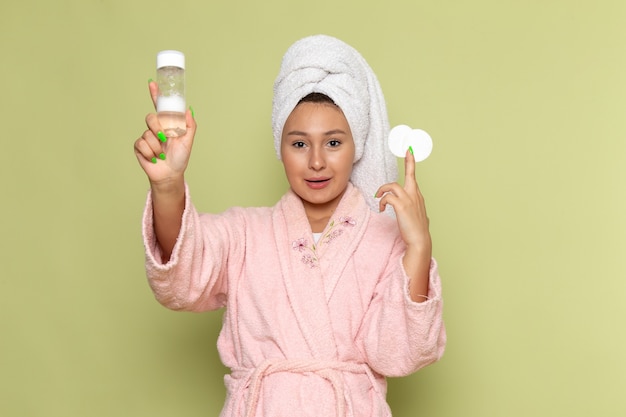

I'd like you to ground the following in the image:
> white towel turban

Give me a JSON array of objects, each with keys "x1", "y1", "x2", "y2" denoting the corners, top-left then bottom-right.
[{"x1": 272, "y1": 34, "x2": 398, "y2": 213}]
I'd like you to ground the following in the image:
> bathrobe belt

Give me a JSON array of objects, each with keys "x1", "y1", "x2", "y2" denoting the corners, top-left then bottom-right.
[{"x1": 231, "y1": 359, "x2": 380, "y2": 417}]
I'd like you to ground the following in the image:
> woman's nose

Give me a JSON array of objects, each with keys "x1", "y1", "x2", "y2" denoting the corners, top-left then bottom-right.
[{"x1": 308, "y1": 147, "x2": 326, "y2": 171}]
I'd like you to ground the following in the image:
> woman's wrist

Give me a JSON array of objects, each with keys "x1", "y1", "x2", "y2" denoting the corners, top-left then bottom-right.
[
  {"x1": 403, "y1": 243, "x2": 432, "y2": 303},
  {"x1": 150, "y1": 175, "x2": 185, "y2": 196},
  {"x1": 405, "y1": 241, "x2": 432, "y2": 261}
]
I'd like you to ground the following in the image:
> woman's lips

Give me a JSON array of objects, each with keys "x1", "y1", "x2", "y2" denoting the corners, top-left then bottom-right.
[{"x1": 305, "y1": 177, "x2": 331, "y2": 189}]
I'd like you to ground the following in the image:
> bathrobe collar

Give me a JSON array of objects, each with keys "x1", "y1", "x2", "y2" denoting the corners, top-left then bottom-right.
[{"x1": 272, "y1": 183, "x2": 371, "y2": 359}]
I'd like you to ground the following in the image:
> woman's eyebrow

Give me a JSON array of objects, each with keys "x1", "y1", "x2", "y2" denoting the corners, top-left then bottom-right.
[
  {"x1": 286, "y1": 129, "x2": 347, "y2": 136},
  {"x1": 286, "y1": 130, "x2": 308, "y2": 136},
  {"x1": 324, "y1": 129, "x2": 347, "y2": 136}
]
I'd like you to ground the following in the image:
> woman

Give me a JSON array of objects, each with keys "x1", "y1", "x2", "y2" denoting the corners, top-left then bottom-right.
[{"x1": 134, "y1": 34, "x2": 446, "y2": 417}]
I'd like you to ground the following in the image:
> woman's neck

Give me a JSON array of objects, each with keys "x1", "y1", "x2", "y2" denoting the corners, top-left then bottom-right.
[
  {"x1": 307, "y1": 214, "x2": 331, "y2": 233},
  {"x1": 298, "y1": 186, "x2": 349, "y2": 233},
  {"x1": 303, "y1": 199, "x2": 341, "y2": 233}
]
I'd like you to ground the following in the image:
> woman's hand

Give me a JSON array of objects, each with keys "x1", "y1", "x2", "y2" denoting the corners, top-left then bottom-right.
[
  {"x1": 133, "y1": 81, "x2": 196, "y2": 261},
  {"x1": 133, "y1": 81, "x2": 196, "y2": 188},
  {"x1": 375, "y1": 148, "x2": 432, "y2": 302}
]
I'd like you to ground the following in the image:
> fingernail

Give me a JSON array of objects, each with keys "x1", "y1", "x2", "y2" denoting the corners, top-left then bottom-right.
[
  {"x1": 409, "y1": 146, "x2": 414, "y2": 155},
  {"x1": 151, "y1": 157, "x2": 157, "y2": 164},
  {"x1": 159, "y1": 152, "x2": 166, "y2": 160},
  {"x1": 157, "y1": 131, "x2": 167, "y2": 143},
  {"x1": 148, "y1": 78, "x2": 154, "y2": 84},
  {"x1": 190, "y1": 105, "x2": 195, "y2": 119}
]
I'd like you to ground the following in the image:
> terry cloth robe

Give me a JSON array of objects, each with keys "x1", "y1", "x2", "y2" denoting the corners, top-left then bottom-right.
[{"x1": 142, "y1": 183, "x2": 446, "y2": 417}]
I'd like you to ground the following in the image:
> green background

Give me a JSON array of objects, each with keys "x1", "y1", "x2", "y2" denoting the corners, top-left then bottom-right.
[{"x1": 2, "y1": 0, "x2": 625, "y2": 416}]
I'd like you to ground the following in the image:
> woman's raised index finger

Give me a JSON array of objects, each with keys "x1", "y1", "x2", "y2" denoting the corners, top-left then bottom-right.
[
  {"x1": 148, "y1": 80, "x2": 158, "y2": 109},
  {"x1": 404, "y1": 146, "x2": 417, "y2": 184}
]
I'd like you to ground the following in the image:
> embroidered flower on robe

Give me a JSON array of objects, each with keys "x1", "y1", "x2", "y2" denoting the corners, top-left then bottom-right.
[
  {"x1": 292, "y1": 238, "x2": 308, "y2": 252},
  {"x1": 339, "y1": 216, "x2": 356, "y2": 227},
  {"x1": 325, "y1": 228, "x2": 344, "y2": 243},
  {"x1": 301, "y1": 253, "x2": 317, "y2": 268},
  {"x1": 291, "y1": 216, "x2": 357, "y2": 267}
]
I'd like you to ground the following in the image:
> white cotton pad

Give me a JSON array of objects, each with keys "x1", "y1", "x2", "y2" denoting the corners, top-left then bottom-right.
[{"x1": 388, "y1": 125, "x2": 433, "y2": 162}]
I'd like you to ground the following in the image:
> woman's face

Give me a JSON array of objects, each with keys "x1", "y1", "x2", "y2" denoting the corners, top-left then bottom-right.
[{"x1": 280, "y1": 101, "x2": 355, "y2": 218}]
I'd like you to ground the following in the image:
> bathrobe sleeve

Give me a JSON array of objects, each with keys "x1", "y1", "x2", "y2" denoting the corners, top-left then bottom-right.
[
  {"x1": 358, "y1": 237, "x2": 446, "y2": 378},
  {"x1": 141, "y1": 185, "x2": 245, "y2": 312}
]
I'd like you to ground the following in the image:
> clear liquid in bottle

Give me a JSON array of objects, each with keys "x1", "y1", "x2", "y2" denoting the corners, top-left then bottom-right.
[
  {"x1": 157, "y1": 94, "x2": 186, "y2": 138},
  {"x1": 156, "y1": 51, "x2": 186, "y2": 138}
]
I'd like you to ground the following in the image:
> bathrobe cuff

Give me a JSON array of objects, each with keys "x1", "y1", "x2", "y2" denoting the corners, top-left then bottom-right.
[
  {"x1": 400, "y1": 257, "x2": 443, "y2": 306},
  {"x1": 141, "y1": 183, "x2": 234, "y2": 311},
  {"x1": 141, "y1": 183, "x2": 192, "y2": 270},
  {"x1": 361, "y1": 254, "x2": 445, "y2": 377}
]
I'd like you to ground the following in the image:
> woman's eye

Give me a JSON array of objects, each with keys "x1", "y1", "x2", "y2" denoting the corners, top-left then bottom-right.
[
  {"x1": 328, "y1": 139, "x2": 341, "y2": 147},
  {"x1": 292, "y1": 141, "x2": 306, "y2": 148}
]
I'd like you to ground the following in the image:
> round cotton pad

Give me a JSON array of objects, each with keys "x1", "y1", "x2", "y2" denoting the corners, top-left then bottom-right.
[{"x1": 388, "y1": 125, "x2": 433, "y2": 162}]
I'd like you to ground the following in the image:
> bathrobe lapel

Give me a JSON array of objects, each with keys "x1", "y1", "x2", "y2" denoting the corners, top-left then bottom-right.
[
  {"x1": 315, "y1": 184, "x2": 370, "y2": 302},
  {"x1": 272, "y1": 183, "x2": 370, "y2": 359}
]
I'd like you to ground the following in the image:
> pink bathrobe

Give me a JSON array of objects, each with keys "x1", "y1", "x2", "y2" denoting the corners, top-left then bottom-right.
[{"x1": 142, "y1": 183, "x2": 446, "y2": 417}]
